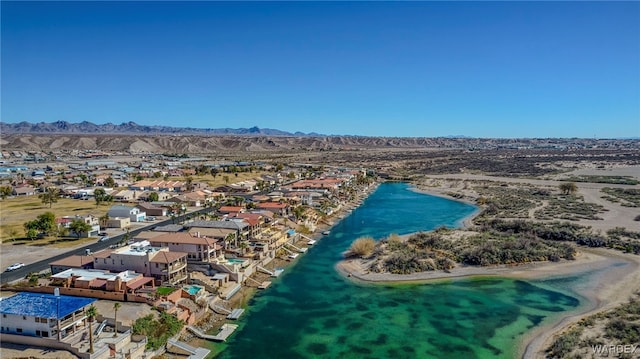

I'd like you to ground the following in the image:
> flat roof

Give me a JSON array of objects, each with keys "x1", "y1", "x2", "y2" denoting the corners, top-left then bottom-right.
[
  {"x1": 52, "y1": 268, "x2": 141, "y2": 282},
  {"x1": 0, "y1": 292, "x2": 96, "y2": 319},
  {"x1": 117, "y1": 246, "x2": 160, "y2": 256}
]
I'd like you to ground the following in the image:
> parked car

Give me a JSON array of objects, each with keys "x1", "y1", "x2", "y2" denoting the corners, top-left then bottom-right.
[{"x1": 5, "y1": 263, "x2": 25, "y2": 272}]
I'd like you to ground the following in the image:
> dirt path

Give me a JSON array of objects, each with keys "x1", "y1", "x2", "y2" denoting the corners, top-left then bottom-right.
[{"x1": 425, "y1": 173, "x2": 640, "y2": 232}]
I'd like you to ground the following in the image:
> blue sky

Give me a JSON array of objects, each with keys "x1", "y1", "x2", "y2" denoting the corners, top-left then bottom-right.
[{"x1": 2, "y1": 1, "x2": 639, "y2": 138}]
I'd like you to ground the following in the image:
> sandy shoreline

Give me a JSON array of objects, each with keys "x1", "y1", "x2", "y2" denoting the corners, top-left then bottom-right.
[
  {"x1": 404, "y1": 181, "x2": 640, "y2": 358},
  {"x1": 336, "y1": 242, "x2": 640, "y2": 358}
]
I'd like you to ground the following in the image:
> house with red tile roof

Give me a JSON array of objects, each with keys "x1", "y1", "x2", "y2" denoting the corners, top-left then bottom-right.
[
  {"x1": 256, "y1": 202, "x2": 289, "y2": 216},
  {"x1": 219, "y1": 206, "x2": 244, "y2": 214}
]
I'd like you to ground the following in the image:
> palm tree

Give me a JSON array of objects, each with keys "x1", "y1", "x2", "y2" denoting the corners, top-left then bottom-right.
[
  {"x1": 113, "y1": 302, "x2": 121, "y2": 337},
  {"x1": 99, "y1": 213, "x2": 110, "y2": 229},
  {"x1": 185, "y1": 176, "x2": 194, "y2": 191},
  {"x1": 86, "y1": 305, "x2": 97, "y2": 353},
  {"x1": 225, "y1": 233, "x2": 236, "y2": 249},
  {"x1": 238, "y1": 241, "x2": 249, "y2": 256}
]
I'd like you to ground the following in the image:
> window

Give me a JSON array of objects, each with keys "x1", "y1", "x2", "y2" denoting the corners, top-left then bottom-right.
[
  {"x1": 155, "y1": 263, "x2": 158, "y2": 268},
  {"x1": 16, "y1": 328, "x2": 23, "y2": 333},
  {"x1": 36, "y1": 330, "x2": 41, "y2": 336},
  {"x1": 2, "y1": 314, "x2": 6, "y2": 318},
  {"x1": 42, "y1": 331, "x2": 49, "y2": 337},
  {"x1": 23, "y1": 316, "x2": 26, "y2": 320}
]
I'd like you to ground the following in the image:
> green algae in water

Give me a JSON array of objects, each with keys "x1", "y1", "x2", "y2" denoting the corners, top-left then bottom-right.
[{"x1": 215, "y1": 183, "x2": 581, "y2": 359}]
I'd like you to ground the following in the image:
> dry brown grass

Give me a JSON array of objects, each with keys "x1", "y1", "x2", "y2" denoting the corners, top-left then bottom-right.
[
  {"x1": 0, "y1": 196, "x2": 110, "y2": 242},
  {"x1": 348, "y1": 236, "x2": 376, "y2": 258}
]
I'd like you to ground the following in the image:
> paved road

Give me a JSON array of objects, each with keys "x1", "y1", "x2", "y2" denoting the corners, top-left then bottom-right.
[{"x1": 0, "y1": 207, "x2": 215, "y2": 285}]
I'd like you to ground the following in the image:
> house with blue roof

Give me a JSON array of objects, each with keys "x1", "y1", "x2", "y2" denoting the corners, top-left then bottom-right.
[{"x1": 0, "y1": 292, "x2": 95, "y2": 340}]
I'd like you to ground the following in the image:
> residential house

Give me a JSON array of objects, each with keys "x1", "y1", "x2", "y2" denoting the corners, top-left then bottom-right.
[
  {"x1": 288, "y1": 178, "x2": 344, "y2": 191},
  {"x1": 228, "y1": 212, "x2": 265, "y2": 239},
  {"x1": 137, "y1": 191, "x2": 173, "y2": 202},
  {"x1": 50, "y1": 254, "x2": 96, "y2": 274},
  {"x1": 185, "y1": 220, "x2": 250, "y2": 242},
  {"x1": 107, "y1": 205, "x2": 146, "y2": 222},
  {"x1": 135, "y1": 202, "x2": 167, "y2": 217},
  {"x1": 93, "y1": 241, "x2": 188, "y2": 285},
  {"x1": 0, "y1": 292, "x2": 96, "y2": 340},
  {"x1": 56, "y1": 215, "x2": 100, "y2": 238},
  {"x1": 12, "y1": 186, "x2": 36, "y2": 196},
  {"x1": 256, "y1": 202, "x2": 289, "y2": 216},
  {"x1": 148, "y1": 232, "x2": 223, "y2": 262},
  {"x1": 50, "y1": 268, "x2": 154, "y2": 294},
  {"x1": 106, "y1": 217, "x2": 130, "y2": 229},
  {"x1": 218, "y1": 206, "x2": 244, "y2": 215},
  {"x1": 111, "y1": 190, "x2": 138, "y2": 202},
  {"x1": 167, "y1": 194, "x2": 200, "y2": 207},
  {"x1": 130, "y1": 180, "x2": 184, "y2": 192}
]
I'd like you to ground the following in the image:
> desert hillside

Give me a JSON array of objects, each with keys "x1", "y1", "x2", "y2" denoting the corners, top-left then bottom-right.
[{"x1": 2, "y1": 134, "x2": 638, "y2": 155}]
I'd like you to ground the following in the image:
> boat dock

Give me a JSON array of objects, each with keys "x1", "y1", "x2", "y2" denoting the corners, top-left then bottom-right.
[
  {"x1": 167, "y1": 338, "x2": 211, "y2": 359},
  {"x1": 258, "y1": 281, "x2": 272, "y2": 289},
  {"x1": 186, "y1": 323, "x2": 239, "y2": 342},
  {"x1": 227, "y1": 308, "x2": 245, "y2": 320}
]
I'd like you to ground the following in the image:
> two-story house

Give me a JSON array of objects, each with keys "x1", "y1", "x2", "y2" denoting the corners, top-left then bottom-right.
[
  {"x1": 93, "y1": 241, "x2": 187, "y2": 285},
  {"x1": 147, "y1": 232, "x2": 223, "y2": 263},
  {"x1": 0, "y1": 292, "x2": 96, "y2": 341},
  {"x1": 56, "y1": 215, "x2": 100, "y2": 237}
]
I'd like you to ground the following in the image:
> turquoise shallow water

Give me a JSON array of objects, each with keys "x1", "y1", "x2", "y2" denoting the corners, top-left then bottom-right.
[{"x1": 215, "y1": 183, "x2": 581, "y2": 358}]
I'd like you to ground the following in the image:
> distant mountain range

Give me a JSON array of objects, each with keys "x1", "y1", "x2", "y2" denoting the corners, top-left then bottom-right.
[{"x1": 0, "y1": 120, "x2": 322, "y2": 136}]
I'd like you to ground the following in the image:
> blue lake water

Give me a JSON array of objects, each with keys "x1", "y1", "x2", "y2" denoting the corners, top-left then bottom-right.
[{"x1": 214, "y1": 182, "x2": 582, "y2": 358}]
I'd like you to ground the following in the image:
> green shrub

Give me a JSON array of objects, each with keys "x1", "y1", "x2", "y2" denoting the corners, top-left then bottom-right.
[{"x1": 132, "y1": 312, "x2": 184, "y2": 350}]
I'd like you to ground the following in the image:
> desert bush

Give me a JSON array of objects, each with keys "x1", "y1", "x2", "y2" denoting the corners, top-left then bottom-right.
[
  {"x1": 607, "y1": 227, "x2": 640, "y2": 240},
  {"x1": 547, "y1": 326, "x2": 583, "y2": 358},
  {"x1": 348, "y1": 236, "x2": 376, "y2": 258},
  {"x1": 386, "y1": 233, "x2": 404, "y2": 251},
  {"x1": 384, "y1": 251, "x2": 425, "y2": 274},
  {"x1": 604, "y1": 319, "x2": 640, "y2": 345}
]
